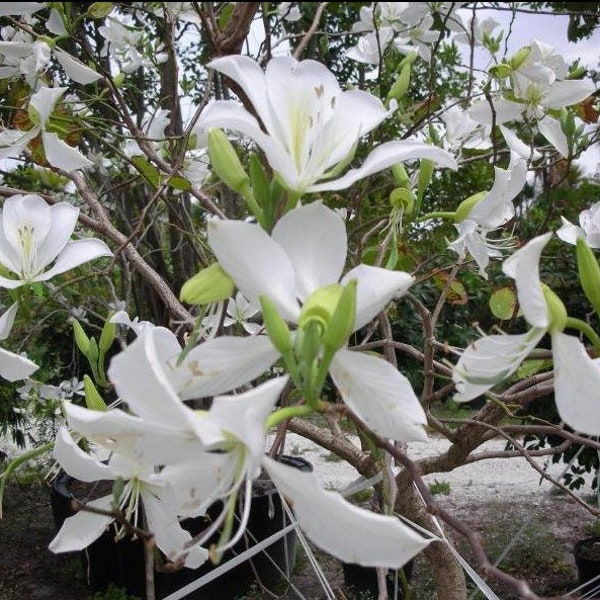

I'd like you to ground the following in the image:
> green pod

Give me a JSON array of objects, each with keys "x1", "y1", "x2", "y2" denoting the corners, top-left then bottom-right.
[
  {"x1": 322, "y1": 280, "x2": 357, "y2": 352},
  {"x1": 260, "y1": 295, "x2": 293, "y2": 355},
  {"x1": 180, "y1": 263, "x2": 235, "y2": 305},
  {"x1": 71, "y1": 318, "x2": 90, "y2": 356},
  {"x1": 98, "y1": 319, "x2": 116, "y2": 354},
  {"x1": 83, "y1": 374, "x2": 107, "y2": 411}
]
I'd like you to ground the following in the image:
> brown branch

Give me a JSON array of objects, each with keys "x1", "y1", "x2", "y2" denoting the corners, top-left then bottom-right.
[{"x1": 293, "y1": 3, "x2": 330, "y2": 59}]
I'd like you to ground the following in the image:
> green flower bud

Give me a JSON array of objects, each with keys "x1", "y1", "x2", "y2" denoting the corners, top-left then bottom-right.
[
  {"x1": 576, "y1": 237, "x2": 600, "y2": 316},
  {"x1": 207, "y1": 129, "x2": 251, "y2": 196},
  {"x1": 322, "y1": 280, "x2": 357, "y2": 352},
  {"x1": 260, "y1": 295, "x2": 293, "y2": 355},
  {"x1": 391, "y1": 163, "x2": 411, "y2": 188},
  {"x1": 180, "y1": 263, "x2": 235, "y2": 305},
  {"x1": 389, "y1": 187, "x2": 415, "y2": 216},
  {"x1": 509, "y1": 46, "x2": 531, "y2": 70},
  {"x1": 489, "y1": 63, "x2": 512, "y2": 80},
  {"x1": 83, "y1": 374, "x2": 107, "y2": 411},
  {"x1": 71, "y1": 318, "x2": 90, "y2": 356},
  {"x1": 298, "y1": 284, "x2": 343, "y2": 335},
  {"x1": 454, "y1": 190, "x2": 488, "y2": 222},
  {"x1": 98, "y1": 319, "x2": 116, "y2": 354},
  {"x1": 542, "y1": 285, "x2": 567, "y2": 333},
  {"x1": 87, "y1": 337, "x2": 99, "y2": 364},
  {"x1": 387, "y1": 60, "x2": 411, "y2": 102}
]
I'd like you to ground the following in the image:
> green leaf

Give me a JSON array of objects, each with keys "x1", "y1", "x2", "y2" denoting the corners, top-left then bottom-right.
[
  {"x1": 131, "y1": 156, "x2": 160, "y2": 188},
  {"x1": 86, "y1": 2, "x2": 114, "y2": 18},
  {"x1": 489, "y1": 287, "x2": 517, "y2": 321},
  {"x1": 167, "y1": 175, "x2": 192, "y2": 191}
]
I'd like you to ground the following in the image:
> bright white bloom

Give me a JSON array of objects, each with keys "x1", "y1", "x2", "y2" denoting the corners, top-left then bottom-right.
[
  {"x1": 202, "y1": 292, "x2": 261, "y2": 335},
  {"x1": 449, "y1": 154, "x2": 526, "y2": 277},
  {"x1": 454, "y1": 233, "x2": 600, "y2": 435},
  {"x1": 49, "y1": 427, "x2": 208, "y2": 568},
  {"x1": 0, "y1": 87, "x2": 94, "y2": 171},
  {"x1": 0, "y1": 302, "x2": 38, "y2": 381},
  {"x1": 346, "y1": 28, "x2": 395, "y2": 64},
  {"x1": 206, "y1": 202, "x2": 428, "y2": 442},
  {"x1": 557, "y1": 202, "x2": 600, "y2": 247},
  {"x1": 393, "y1": 13, "x2": 439, "y2": 62},
  {"x1": 199, "y1": 55, "x2": 456, "y2": 194},
  {"x1": 61, "y1": 330, "x2": 432, "y2": 569},
  {"x1": 0, "y1": 194, "x2": 112, "y2": 289}
]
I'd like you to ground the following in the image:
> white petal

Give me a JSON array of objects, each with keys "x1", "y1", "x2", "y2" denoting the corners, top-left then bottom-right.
[
  {"x1": 502, "y1": 233, "x2": 552, "y2": 328},
  {"x1": 453, "y1": 329, "x2": 545, "y2": 402},
  {"x1": 541, "y1": 79, "x2": 594, "y2": 110},
  {"x1": 49, "y1": 494, "x2": 113, "y2": 553},
  {"x1": 42, "y1": 131, "x2": 93, "y2": 172},
  {"x1": 30, "y1": 87, "x2": 67, "y2": 127},
  {"x1": 208, "y1": 377, "x2": 288, "y2": 468},
  {"x1": 53, "y1": 426, "x2": 117, "y2": 482},
  {"x1": 62, "y1": 402, "x2": 210, "y2": 466},
  {"x1": 272, "y1": 202, "x2": 346, "y2": 300},
  {"x1": 0, "y1": 3, "x2": 44, "y2": 15},
  {"x1": 0, "y1": 302, "x2": 18, "y2": 340},
  {"x1": 54, "y1": 48, "x2": 102, "y2": 84},
  {"x1": 538, "y1": 116, "x2": 570, "y2": 158},
  {"x1": 329, "y1": 349, "x2": 428, "y2": 442},
  {"x1": 142, "y1": 489, "x2": 208, "y2": 569},
  {"x1": 308, "y1": 141, "x2": 457, "y2": 193},
  {"x1": 499, "y1": 126, "x2": 542, "y2": 161},
  {"x1": 46, "y1": 9, "x2": 68, "y2": 35},
  {"x1": 108, "y1": 328, "x2": 213, "y2": 438},
  {"x1": 264, "y1": 457, "x2": 432, "y2": 568},
  {"x1": 34, "y1": 238, "x2": 112, "y2": 282},
  {"x1": 208, "y1": 218, "x2": 300, "y2": 322},
  {"x1": 0, "y1": 347, "x2": 39, "y2": 381},
  {"x1": 207, "y1": 55, "x2": 272, "y2": 132},
  {"x1": 173, "y1": 335, "x2": 280, "y2": 400},
  {"x1": 341, "y1": 265, "x2": 414, "y2": 331},
  {"x1": 34, "y1": 201, "x2": 79, "y2": 271},
  {"x1": 552, "y1": 332, "x2": 600, "y2": 435},
  {"x1": 556, "y1": 217, "x2": 583, "y2": 246}
]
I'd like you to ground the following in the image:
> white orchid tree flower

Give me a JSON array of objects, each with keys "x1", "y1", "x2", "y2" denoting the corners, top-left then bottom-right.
[
  {"x1": 0, "y1": 302, "x2": 38, "y2": 381},
  {"x1": 454, "y1": 232, "x2": 600, "y2": 435},
  {"x1": 59, "y1": 329, "x2": 432, "y2": 569},
  {"x1": 49, "y1": 427, "x2": 208, "y2": 569},
  {"x1": 0, "y1": 87, "x2": 94, "y2": 172},
  {"x1": 557, "y1": 202, "x2": 600, "y2": 247},
  {"x1": 0, "y1": 194, "x2": 112, "y2": 289},
  {"x1": 204, "y1": 201, "x2": 428, "y2": 442},
  {"x1": 449, "y1": 153, "x2": 527, "y2": 277},
  {"x1": 198, "y1": 55, "x2": 456, "y2": 195},
  {"x1": 202, "y1": 291, "x2": 261, "y2": 335}
]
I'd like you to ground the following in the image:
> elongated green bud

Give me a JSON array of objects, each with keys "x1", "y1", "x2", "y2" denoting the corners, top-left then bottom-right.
[
  {"x1": 577, "y1": 237, "x2": 600, "y2": 316},
  {"x1": 387, "y1": 60, "x2": 411, "y2": 102},
  {"x1": 87, "y1": 337, "x2": 99, "y2": 364},
  {"x1": 298, "y1": 284, "x2": 343, "y2": 335},
  {"x1": 454, "y1": 190, "x2": 488, "y2": 222},
  {"x1": 391, "y1": 163, "x2": 411, "y2": 188},
  {"x1": 83, "y1": 374, "x2": 107, "y2": 411},
  {"x1": 260, "y1": 295, "x2": 293, "y2": 354},
  {"x1": 416, "y1": 159, "x2": 434, "y2": 205},
  {"x1": 322, "y1": 280, "x2": 357, "y2": 352},
  {"x1": 180, "y1": 263, "x2": 235, "y2": 305},
  {"x1": 542, "y1": 285, "x2": 567, "y2": 333},
  {"x1": 207, "y1": 129, "x2": 251, "y2": 195},
  {"x1": 71, "y1": 318, "x2": 90, "y2": 356},
  {"x1": 98, "y1": 319, "x2": 116, "y2": 354}
]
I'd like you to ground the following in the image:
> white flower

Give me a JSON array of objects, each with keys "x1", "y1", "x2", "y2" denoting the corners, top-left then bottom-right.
[
  {"x1": 49, "y1": 428, "x2": 208, "y2": 569},
  {"x1": 0, "y1": 87, "x2": 94, "y2": 172},
  {"x1": 557, "y1": 202, "x2": 600, "y2": 247},
  {"x1": 198, "y1": 55, "x2": 456, "y2": 194},
  {"x1": 63, "y1": 331, "x2": 432, "y2": 569},
  {"x1": 0, "y1": 194, "x2": 112, "y2": 289},
  {"x1": 0, "y1": 302, "x2": 38, "y2": 381},
  {"x1": 454, "y1": 232, "x2": 600, "y2": 435},
  {"x1": 449, "y1": 154, "x2": 526, "y2": 277},
  {"x1": 206, "y1": 202, "x2": 428, "y2": 442},
  {"x1": 202, "y1": 291, "x2": 261, "y2": 335}
]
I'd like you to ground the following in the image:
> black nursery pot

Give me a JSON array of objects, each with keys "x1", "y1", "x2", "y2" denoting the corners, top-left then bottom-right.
[
  {"x1": 574, "y1": 536, "x2": 600, "y2": 598},
  {"x1": 50, "y1": 455, "x2": 312, "y2": 600},
  {"x1": 342, "y1": 559, "x2": 414, "y2": 598}
]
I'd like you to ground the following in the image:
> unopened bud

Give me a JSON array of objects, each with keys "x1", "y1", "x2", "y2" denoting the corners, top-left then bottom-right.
[
  {"x1": 71, "y1": 318, "x2": 90, "y2": 356},
  {"x1": 322, "y1": 280, "x2": 357, "y2": 352},
  {"x1": 389, "y1": 187, "x2": 415, "y2": 216},
  {"x1": 576, "y1": 237, "x2": 600, "y2": 316},
  {"x1": 454, "y1": 190, "x2": 488, "y2": 222},
  {"x1": 509, "y1": 46, "x2": 531, "y2": 70},
  {"x1": 207, "y1": 129, "x2": 251, "y2": 196},
  {"x1": 298, "y1": 284, "x2": 343, "y2": 335},
  {"x1": 180, "y1": 263, "x2": 235, "y2": 305},
  {"x1": 542, "y1": 285, "x2": 567, "y2": 333},
  {"x1": 260, "y1": 295, "x2": 293, "y2": 355},
  {"x1": 83, "y1": 374, "x2": 107, "y2": 411},
  {"x1": 387, "y1": 60, "x2": 412, "y2": 102},
  {"x1": 98, "y1": 319, "x2": 116, "y2": 354}
]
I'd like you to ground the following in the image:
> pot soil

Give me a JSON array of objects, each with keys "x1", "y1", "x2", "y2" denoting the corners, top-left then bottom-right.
[
  {"x1": 50, "y1": 455, "x2": 312, "y2": 600},
  {"x1": 574, "y1": 536, "x2": 600, "y2": 598}
]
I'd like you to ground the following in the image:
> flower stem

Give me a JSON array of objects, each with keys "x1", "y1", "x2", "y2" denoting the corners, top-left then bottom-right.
[{"x1": 565, "y1": 317, "x2": 600, "y2": 353}]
